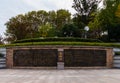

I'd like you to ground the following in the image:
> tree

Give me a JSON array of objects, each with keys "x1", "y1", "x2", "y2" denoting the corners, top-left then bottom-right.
[
  {"x1": 108, "y1": 24, "x2": 120, "y2": 41},
  {"x1": 115, "y1": 4, "x2": 120, "y2": 20},
  {"x1": 0, "y1": 36, "x2": 3, "y2": 44},
  {"x1": 72, "y1": 0, "x2": 102, "y2": 25},
  {"x1": 88, "y1": 13, "x2": 102, "y2": 38},
  {"x1": 5, "y1": 14, "x2": 28, "y2": 40},
  {"x1": 88, "y1": 0, "x2": 120, "y2": 41},
  {"x1": 39, "y1": 23, "x2": 52, "y2": 37},
  {"x1": 25, "y1": 10, "x2": 49, "y2": 38},
  {"x1": 48, "y1": 11, "x2": 57, "y2": 27},
  {"x1": 5, "y1": 9, "x2": 71, "y2": 42},
  {"x1": 5, "y1": 10, "x2": 50, "y2": 41},
  {"x1": 99, "y1": 0, "x2": 120, "y2": 41},
  {"x1": 56, "y1": 9, "x2": 71, "y2": 29},
  {"x1": 61, "y1": 24, "x2": 80, "y2": 37}
]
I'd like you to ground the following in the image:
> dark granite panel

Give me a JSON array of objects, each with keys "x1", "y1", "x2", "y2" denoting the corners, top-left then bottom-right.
[
  {"x1": 13, "y1": 49, "x2": 57, "y2": 67},
  {"x1": 64, "y1": 49, "x2": 106, "y2": 67}
]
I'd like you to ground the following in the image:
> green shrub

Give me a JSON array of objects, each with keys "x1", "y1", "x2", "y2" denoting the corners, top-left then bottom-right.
[
  {"x1": 0, "y1": 53, "x2": 4, "y2": 57},
  {"x1": 12, "y1": 37, "x2": 102, "y2": 43},
  {"x1": 99, "y1": 35, "x2": 109, "y2": 42},
  {"x1": 2, "y1": 41, "x2": 120, "y2": 48},
  {"x1": 115, "y1": 52, "x2": 120, "y2": 55}
]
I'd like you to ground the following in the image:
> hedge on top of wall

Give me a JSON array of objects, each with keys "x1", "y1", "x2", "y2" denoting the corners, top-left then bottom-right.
[{"x1": 12, "y1": 37, "x2": 102, "y2": 43}]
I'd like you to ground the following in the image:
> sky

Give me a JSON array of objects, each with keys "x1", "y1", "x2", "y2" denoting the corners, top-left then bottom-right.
[{"x1": 0, "y1": 0, "x2": 76, "y2": 37}]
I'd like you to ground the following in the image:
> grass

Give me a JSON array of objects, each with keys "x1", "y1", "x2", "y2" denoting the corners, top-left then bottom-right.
[
  {"x1": 0, "y1": 42, "x2": 120, "y2": 48},
  {"x1": 12, "y1": 37, "x2": 102, "y2": 43}
]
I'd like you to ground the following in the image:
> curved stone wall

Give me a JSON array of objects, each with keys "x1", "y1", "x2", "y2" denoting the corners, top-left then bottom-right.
[{"x1": 6, "y1": 46, "x2": 113, "y2": 69}]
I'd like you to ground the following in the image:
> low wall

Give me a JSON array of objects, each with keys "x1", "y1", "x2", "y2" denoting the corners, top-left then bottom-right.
[{"x1": 6, "y1": 46, "x2": 113, "y2": 69}]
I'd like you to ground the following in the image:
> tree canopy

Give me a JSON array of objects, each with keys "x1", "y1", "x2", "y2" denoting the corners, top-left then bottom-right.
[
  {"x1": 88, "y1": 0, "x2": 120, "y2": 41},
  {"x1": 4, "y1": 0, "x2": 120, "y2": 43},
  {"x1": 5, "y1": 9, "x2": 71, "y2": 41},
  {"x1": 72, "y1": 0, "x2": 102, "y2": 25}
]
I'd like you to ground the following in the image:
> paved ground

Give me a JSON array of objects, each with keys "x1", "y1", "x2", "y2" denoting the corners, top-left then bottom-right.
[{"x1": 0, "y1": 69, "x2": 120, "y2": 83}]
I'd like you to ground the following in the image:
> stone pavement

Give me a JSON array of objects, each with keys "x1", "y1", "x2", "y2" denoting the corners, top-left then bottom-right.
[{"x1": 0, "y1": 69, "x2": 120, "y2": 83}]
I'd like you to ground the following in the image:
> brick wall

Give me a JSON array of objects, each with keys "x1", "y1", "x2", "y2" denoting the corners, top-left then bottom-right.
[{"x1": 6, "y1": 48, "x2": 13, "y2": 68}]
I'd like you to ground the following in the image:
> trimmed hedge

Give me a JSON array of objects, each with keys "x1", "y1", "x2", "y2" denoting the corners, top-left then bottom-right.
[
  {"x1": 0, "y1": 53, "x2": 4, "y2": 57},
  {"x1": 115, "y1": 52, "x2": 120, "y2": 55},
  {"x1": 1, "y1": 42, "x2": 120, "y2": 48},
  {"x1": 12, "y1": 37, "x2": 102, "y2": 43}
]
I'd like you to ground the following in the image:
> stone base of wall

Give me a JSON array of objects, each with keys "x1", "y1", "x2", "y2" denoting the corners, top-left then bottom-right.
[
  {"x1": 57, "y1": 62, "x2": 64, "y2": 70},
  {"x1": 11, "y1": 67, "x2": 108, "y2": 69}
]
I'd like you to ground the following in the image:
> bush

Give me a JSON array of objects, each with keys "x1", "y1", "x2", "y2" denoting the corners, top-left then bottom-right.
[
  {"x1": 0, "y1": 53, "x2": 4, "y2": 57},
  {"x1": 1, "y1": 41, "x2": 120, "y2": 48},
  {"x1": 12, "y1": 37, "x2": 102, "y2": 44},
  {"x1": 115, "y1": 52, "x2": 120, "y2": 55},
  {"x1": 99, "y1": 35, "x2": 109, "y2": 42}
]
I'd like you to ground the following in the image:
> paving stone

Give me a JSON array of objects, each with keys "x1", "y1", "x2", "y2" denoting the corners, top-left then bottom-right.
[{"x1": 0, "y1": 69, "x2": 120, "y2": 83}]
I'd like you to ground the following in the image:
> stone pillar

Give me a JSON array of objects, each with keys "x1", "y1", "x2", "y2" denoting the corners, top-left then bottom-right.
[
  {"x1": 6, "y1": 48, "x2": 13, "y2": 68},
  {"x1": 57, "y1": 48, "x2": 64, "y2": 70},
  {"x1": 106, "y1": 48, "x2": 113, "y2": 68}
]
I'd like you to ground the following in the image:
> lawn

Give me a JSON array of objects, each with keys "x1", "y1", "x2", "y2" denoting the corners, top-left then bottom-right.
[{"x1": 1, "y1": 42, "x2": 120, "y2": 48}]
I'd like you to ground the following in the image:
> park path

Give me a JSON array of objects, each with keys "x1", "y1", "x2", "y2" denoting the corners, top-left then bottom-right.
[{"x1": 0, "y1": 69, "x2": 120, "y2": 83}]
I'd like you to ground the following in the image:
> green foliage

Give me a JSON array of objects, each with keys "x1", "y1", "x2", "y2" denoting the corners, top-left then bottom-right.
[
  {"x1": 56, "y1": 9, "x2": 71, "y2": 29},
  {"x1": 61, "y1": 24, "x2": 81, "y2": 37},
  {"x1": 2, "y1": 42, "x2": 120, "y2": 48},
  {"x1": 0, "y1": 53, "x2": 4, "y2": 57},
  {"x1": 0, "y1": 36, "x2": 3, "y2": 45},
  {"x1": 72, "y1": 0, "x2": 101, "y2": 25},
  {"x1": 98, "y1": 35, "x2": 109, "y2": 42},
  {"x1": 72, "y1": 0, "x2": 102, "y2": 38},
  {"x1": 109, "y1": 24, "x2": 120, "y2": 41},
  {"x1": 48, "y1": 11, "x2": 57, "y2": 27},
  {"x1": 96, "y1": 0, "x2": 120, "y2": 41},
  {"x1": 115, "y1": 4, "x2": 120, "y2": 18},
  {"x1": 72, "y1": 15, "x2": 85, "y2": 29},
  {"x1": 88, "y1": 0, "x2": 120, "y2": 41},
  {"x1": 99, "y1": 2, "x2": 118, "y2": 30},
  {"x1": 12, "y1": 37, "x2": 102, "y2": 43},
  {"x1": 88, "y1": 13, "x2": 102, "y2": 38},
  {"x1": 5, "y1": 14, "x2": 28, "y2": 40},
  {"x1": 5, "y1": 9, "x2": 71, "y2": 42},
  {"x1": 47, "y1": 28, "x2": 57, "y2": 37},
  {"x1": 115, "y1": 52, "x2": 120, "y2": 55},
  {"x1": 4, "y1": 0, "x2": 120, "y2": 43},
  {"x1": 38, "y1": 23, "x2": 52, "y2": 37}
]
